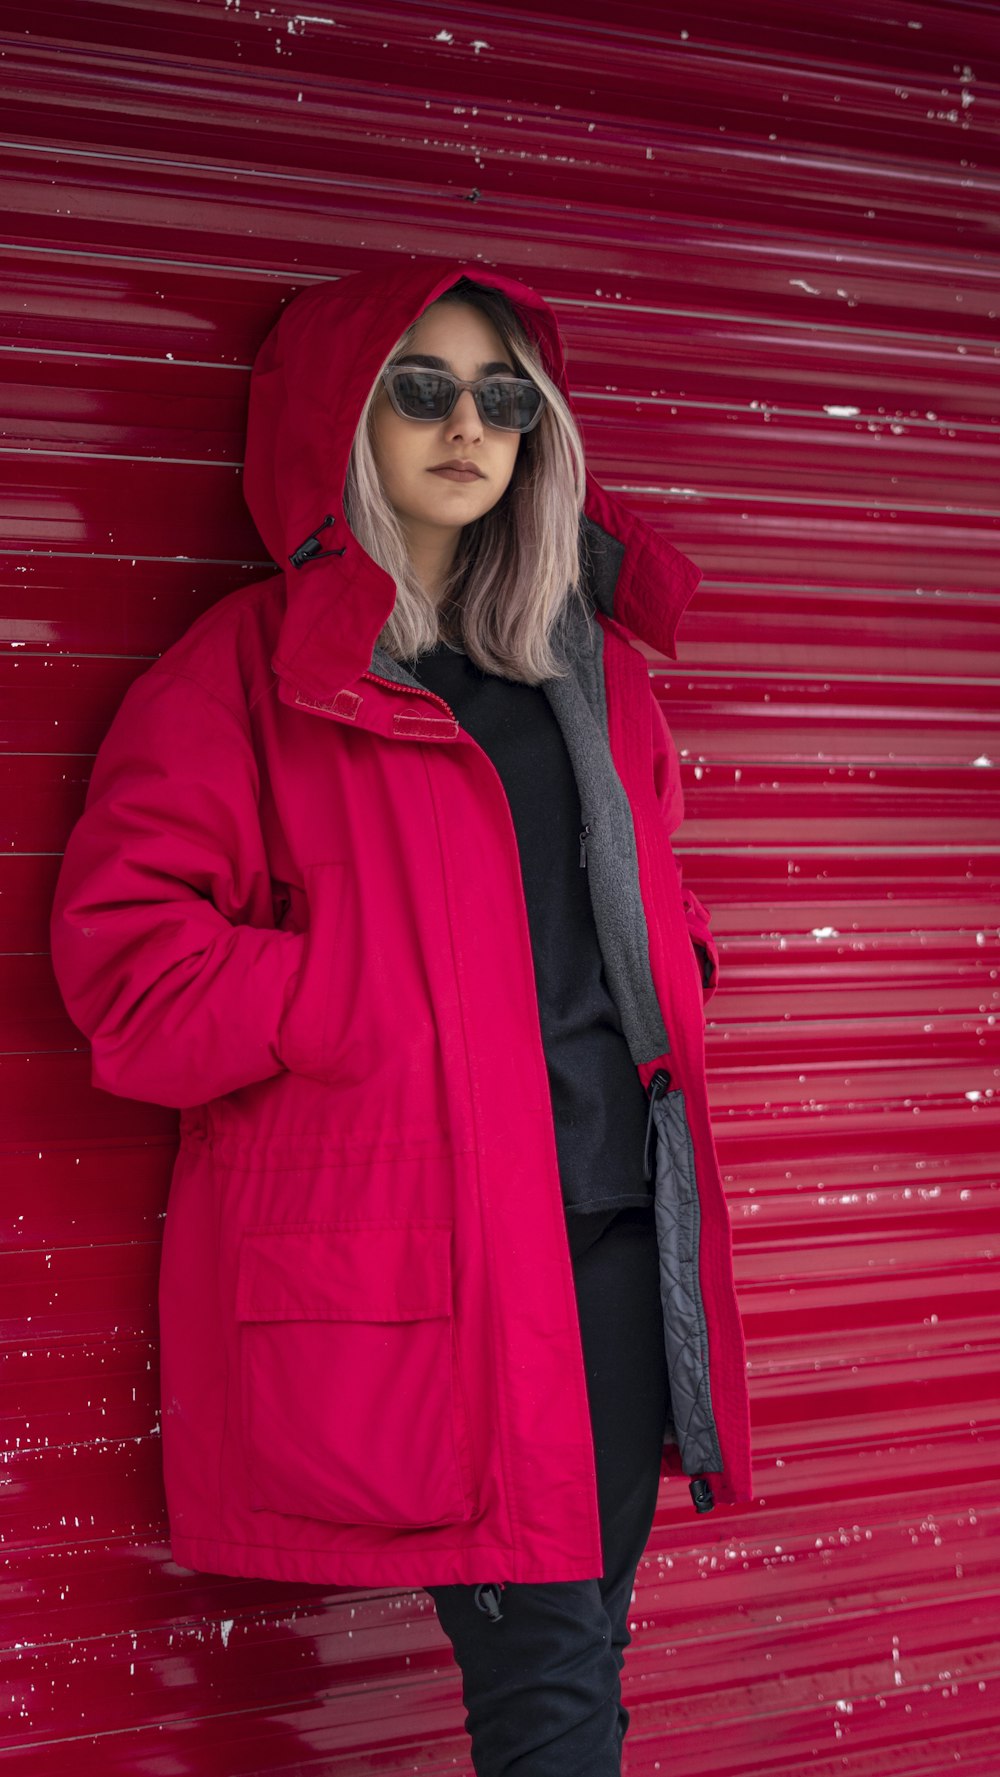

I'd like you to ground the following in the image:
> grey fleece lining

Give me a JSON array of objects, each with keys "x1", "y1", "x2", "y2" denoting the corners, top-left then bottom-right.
[
  {"x1": 578, "y1": 514, "x2": 626, "y2": 622},
  {"x1": 541, "y1": 606, "x2": 669, "y2": 1067}
]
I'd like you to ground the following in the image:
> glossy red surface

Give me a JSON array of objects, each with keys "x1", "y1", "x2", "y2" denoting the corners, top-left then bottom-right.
[{"x1": 2, "y1": 0, "x2": 999, "y2": 1771}]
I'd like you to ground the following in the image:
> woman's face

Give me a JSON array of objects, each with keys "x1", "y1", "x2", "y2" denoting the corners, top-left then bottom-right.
[{"x1": 370, "y1": 301, "x2": 523, "y2": 555}]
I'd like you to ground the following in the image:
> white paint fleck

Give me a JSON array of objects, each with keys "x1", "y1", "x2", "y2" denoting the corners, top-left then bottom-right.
[
  {"x1": 810, "y1": 926, "x2": 838, "y2": 940},
  {"x1": 824, "y1": 404, "x2": 860, "y2": 417},
  {"x1": 470, "y1": 38, "x2": 490, "y2": 54},
  {"x1": 789, "y1": 278, "x2": 821, "y2": 295},
  {"x1": 972, "y1": 754, "x2": 993, "y2": 767},
  {"x1": 288, "y1": 13, "x2": 339, "y2": 32},
  {"x1": 219, "y1": 1618, "x2": 234, "y2": 1648},
  {"x1": 433, "y1": 28, "x2": 453, "y2": 43}
]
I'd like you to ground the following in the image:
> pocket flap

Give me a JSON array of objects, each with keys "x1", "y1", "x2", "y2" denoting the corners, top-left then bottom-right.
[{"x1": 236, "y1": 1224, "x2": 452, "y2": 1323}]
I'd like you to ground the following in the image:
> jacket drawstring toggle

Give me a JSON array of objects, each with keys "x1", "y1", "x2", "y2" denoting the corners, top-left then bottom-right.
[
  {"x1": 474, "y1": 1582, "x2": 505, "y2": 1621},
  {"x1": 289, "y1": 514, "x2": 346, "y2": 569},
  {"x1": 689, "y1": 1475, "x2": 715, "y2": 1512},
  {"x1": 642, "y1": 1068, "x2": 670, "y2": 1182}
]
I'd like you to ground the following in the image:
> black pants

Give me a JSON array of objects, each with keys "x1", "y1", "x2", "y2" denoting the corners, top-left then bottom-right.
[{"x1": 427, "y1": 1206, "x2": 670, "y2": 1776}]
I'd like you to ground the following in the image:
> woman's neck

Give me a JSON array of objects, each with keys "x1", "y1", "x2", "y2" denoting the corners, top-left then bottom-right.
[{"x1": 401, "y1": 525, "x2": 460, "y2": 608}]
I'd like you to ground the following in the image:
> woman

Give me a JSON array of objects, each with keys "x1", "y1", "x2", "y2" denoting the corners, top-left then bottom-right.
[{"x1": 51, "y1": 259, "x2": 752, "y2": 1775}]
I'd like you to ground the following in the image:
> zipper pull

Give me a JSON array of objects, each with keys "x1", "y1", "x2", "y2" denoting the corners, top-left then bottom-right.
[
  {"x1": 289, "y1": 515, "x2": 346, "y2": 569},
  {"x1": 578, "y1": 822, "x2": 592, "y2": 868},
  {"x1": 643, "y1": 1068, "x2": 671, "y2": 1182}
]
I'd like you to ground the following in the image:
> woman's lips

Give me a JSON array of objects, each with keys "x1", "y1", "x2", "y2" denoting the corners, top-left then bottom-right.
[{"x1": 429, "y1": 467, "x2": 484, "y2": 482}]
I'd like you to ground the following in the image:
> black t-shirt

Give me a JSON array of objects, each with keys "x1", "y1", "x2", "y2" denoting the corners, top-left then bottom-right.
[{"x1": 410, "y1": 640, "x2": 654, "y2": 1259}]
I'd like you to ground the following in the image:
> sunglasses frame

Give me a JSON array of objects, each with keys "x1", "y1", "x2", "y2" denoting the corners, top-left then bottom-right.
[{"x1": 380, "y1": 364, "x2": 545, "y2": 433}]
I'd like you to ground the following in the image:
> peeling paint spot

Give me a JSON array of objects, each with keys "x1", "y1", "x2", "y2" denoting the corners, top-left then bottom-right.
[{"x1": 288, "y1": 13, "x2": 339, "y2": 33}]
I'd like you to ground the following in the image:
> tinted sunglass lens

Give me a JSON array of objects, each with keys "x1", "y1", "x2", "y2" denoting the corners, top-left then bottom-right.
[
  {"x1": 479, "y1": 381, "x2": 542, "y2": 431},
  {"x1": 392, "y1": 371, "x2": 453, "y2": 419}
]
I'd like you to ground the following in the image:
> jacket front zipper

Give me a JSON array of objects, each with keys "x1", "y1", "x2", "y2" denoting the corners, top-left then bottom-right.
[{"x1": 362, "y1": 670, "x2": 457, "y2": 722}]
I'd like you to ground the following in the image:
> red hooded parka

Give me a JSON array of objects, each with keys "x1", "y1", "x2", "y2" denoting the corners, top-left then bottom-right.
[{"x1": 50, "y1": 259, "x2": 753, "y2": 1586}]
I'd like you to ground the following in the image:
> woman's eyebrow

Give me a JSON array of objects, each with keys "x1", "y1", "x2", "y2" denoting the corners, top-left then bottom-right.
[{"x1": 396, "y1": 353, "x2": 518, "y2": 375}]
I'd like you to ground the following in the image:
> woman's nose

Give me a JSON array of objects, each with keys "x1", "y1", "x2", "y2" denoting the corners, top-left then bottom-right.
[{"x1": 446, "y1": 388, "x2": 484, "y2": 439}]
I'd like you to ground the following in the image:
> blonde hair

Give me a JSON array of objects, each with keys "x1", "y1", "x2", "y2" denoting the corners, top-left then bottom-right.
[{"x1": 343, "y1": 278, "x2": 591, "y2": 684}]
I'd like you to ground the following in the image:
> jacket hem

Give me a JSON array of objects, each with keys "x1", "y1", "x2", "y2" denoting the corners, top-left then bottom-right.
[{"x1": 169, "y1": 1532, "x2": 608, "y2": 1588}]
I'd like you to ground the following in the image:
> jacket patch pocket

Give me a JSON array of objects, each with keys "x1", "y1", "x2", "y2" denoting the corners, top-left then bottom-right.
[{"x1": 236, "y1": 1222, "x2": 475, "y2": 1529}]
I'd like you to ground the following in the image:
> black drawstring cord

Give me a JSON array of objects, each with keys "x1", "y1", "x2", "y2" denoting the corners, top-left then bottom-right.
[{"x1": 289, "y1": 515, "x2": 346, "y2": 569}]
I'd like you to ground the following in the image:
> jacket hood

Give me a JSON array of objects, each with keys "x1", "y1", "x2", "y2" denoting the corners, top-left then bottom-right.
[{"x1": 242, "y1": 257, "x2": 702, "y2": 696}]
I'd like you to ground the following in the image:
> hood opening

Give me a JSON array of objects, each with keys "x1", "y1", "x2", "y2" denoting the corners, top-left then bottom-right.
[{"x1": 244, "y1": 256, "x2": 702, "y2": 691}]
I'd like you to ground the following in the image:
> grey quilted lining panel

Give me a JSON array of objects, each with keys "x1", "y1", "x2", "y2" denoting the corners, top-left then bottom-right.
[{"x1": 652, "y1": 1089, "x2": 723, "y2": 1474}]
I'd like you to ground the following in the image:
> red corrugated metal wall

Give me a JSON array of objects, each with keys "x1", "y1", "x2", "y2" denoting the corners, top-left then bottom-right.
[{"x1": 3, "y1": 2, "x2": 999, "y2": 1771}]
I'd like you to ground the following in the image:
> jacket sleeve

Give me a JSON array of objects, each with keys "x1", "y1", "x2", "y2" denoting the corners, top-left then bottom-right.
[
  {"x1": 649, "y1": 688, "x2": 720, "y2": 1003},
  {"x1": 50, "y1": 665, "x2": 305, "y2": 1109}
]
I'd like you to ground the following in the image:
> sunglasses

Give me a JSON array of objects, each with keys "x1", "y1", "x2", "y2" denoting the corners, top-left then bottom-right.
[{"x1": 381, "y1": 365, "x2": 545, "y2": 433}]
